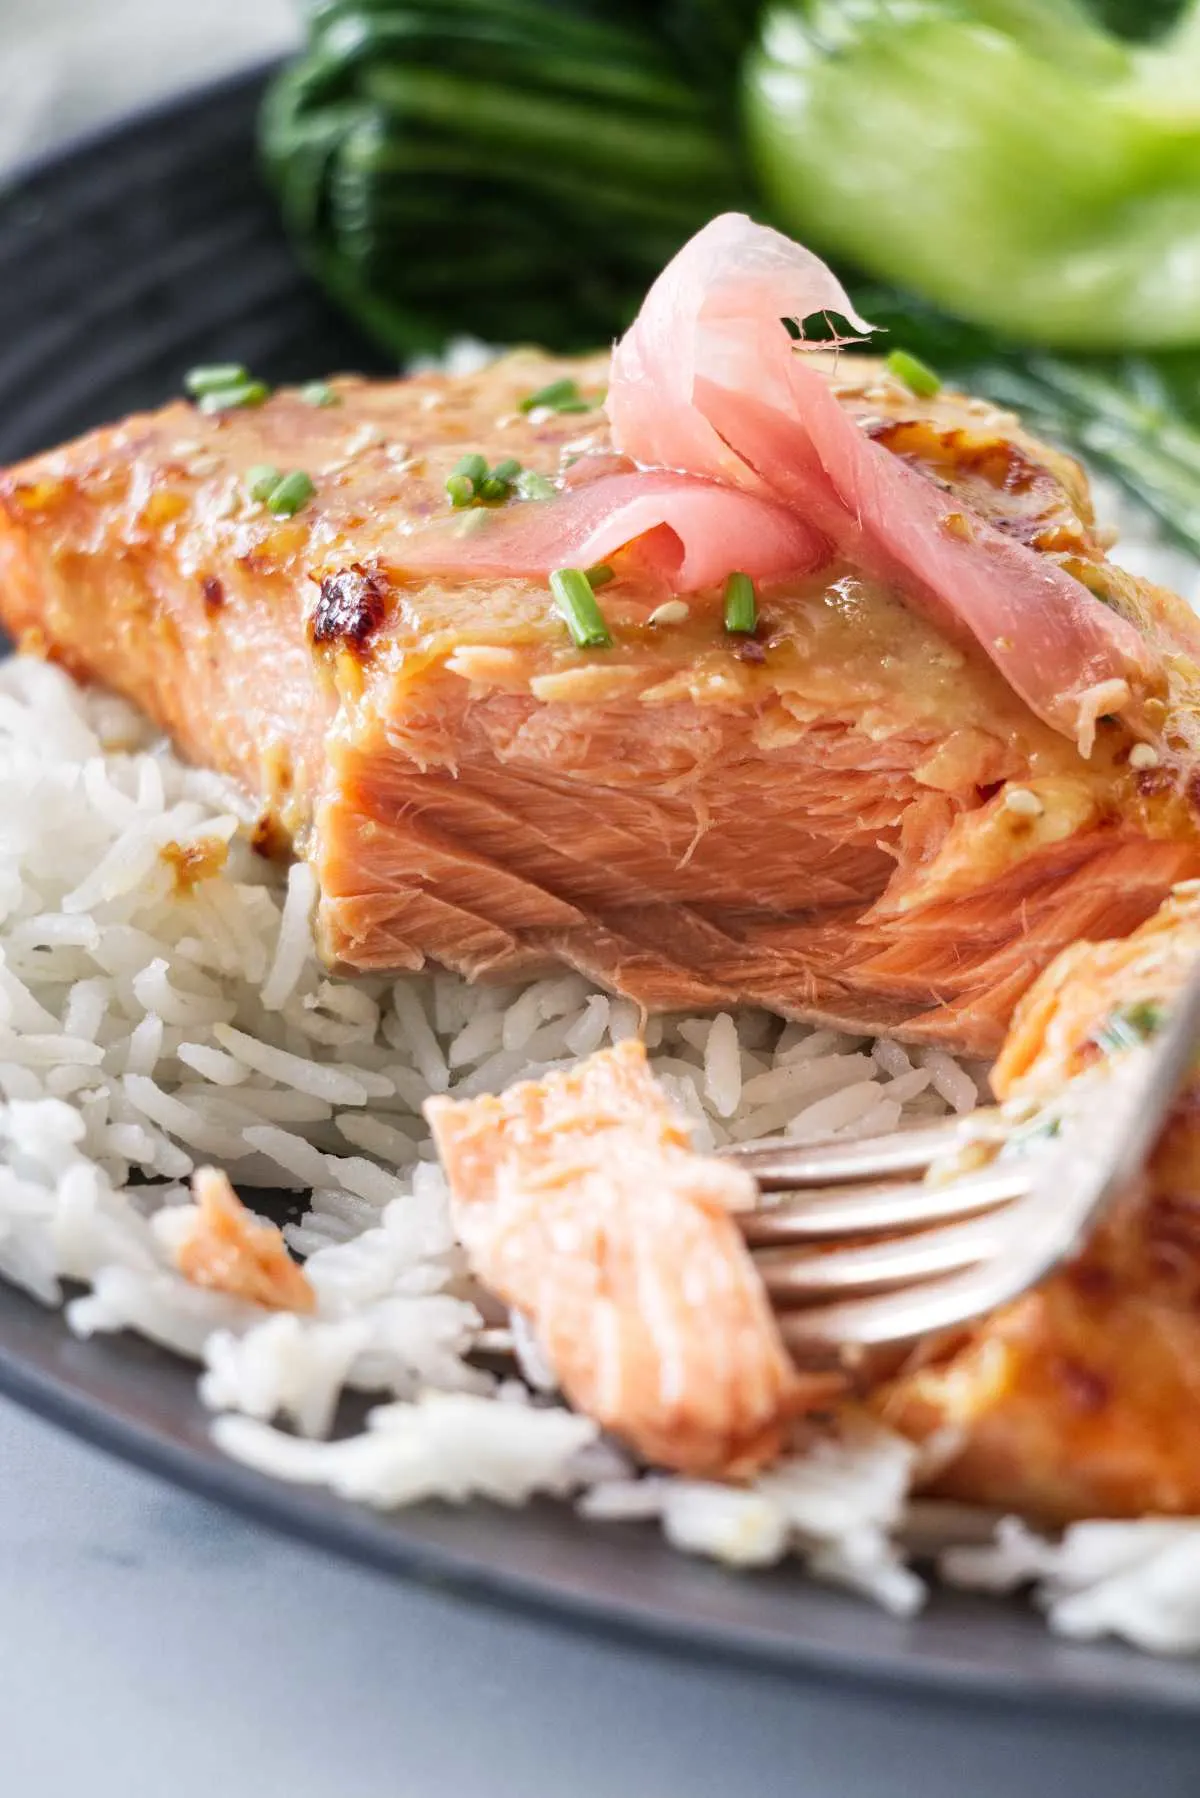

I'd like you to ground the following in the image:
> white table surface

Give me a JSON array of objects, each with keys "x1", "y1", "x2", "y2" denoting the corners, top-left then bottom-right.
[{"x1": 4, "y1": 10, "x2": 1200, "y2": 1794}]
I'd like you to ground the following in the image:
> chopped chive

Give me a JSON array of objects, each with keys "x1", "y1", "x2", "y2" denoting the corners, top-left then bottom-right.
[
  {"x1": 886, "y1": 349, "x2": 941, "y2": 398},
  {"x1": 723, "y1": 571, "x2": 757, "y2": 635},
  {"x1": 1092, "y1": 999, "x2": 1164, "y2": 1057},
  {"x1": 477, "y1": 475, "x2": 510, "y2": 502},
  {"x1": 550, "y1": 568, "x2": 612, "y2": 650},
  {"x1": 299, "y1": 380, "x2": 339, "y2": 407},
  {"x1": 1000, "y1": 1111, "x2": 1062, "y2": 1158},
  {"x1": 519, "y1": 377, "x2": 597, "y2": 415},
  {"x1": 185, "y1": 363, "x2": 248, "y2": 397},
  {"x1": 585, "y1": 563, "x2": 615, "y2": 589},
  {"x1": 265, "y1": 470, "x2": 315, "y2": 517},
  {"x1": 246, "y1": 463, "x2": 282, "y2": 503},
  {"x1": 491, "y1": 457, "x2": 522, "y2": 483},
  {"x1": 515, "y1": 469, "x2": 556, "y2": 501},
  {"x1": 452, "y1": 452, "x2": 489, "y2": 487},
  {"x1": 196, "y1": 379, "x2": 269, "y2": 415},
  {"x1": 445, "y1": 473, "x2": 476, "y2": 508}
]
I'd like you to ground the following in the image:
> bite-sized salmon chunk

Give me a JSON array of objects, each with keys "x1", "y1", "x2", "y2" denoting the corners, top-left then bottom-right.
[
  {"x1": 176, "y1": 1167, "x2": 315, "y2": 1314},
  {"x1": 886, "y1": 886, "x2": 1200, "y2": 1523},
  {"x1": 426, "y1": 1041, "x2": 833, "y2": 1477}
]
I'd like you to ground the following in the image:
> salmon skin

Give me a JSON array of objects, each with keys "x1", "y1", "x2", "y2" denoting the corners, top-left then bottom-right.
[
  {"x1": 425, "y1": 1040, "x2": 835, "y2": 1476},
  {"x1": 885, "y1": 885, "x2": 1200, "y2": 1523},
  {"x1": 3, "y1": 347, "x2": 1200, "y2": 1052}
]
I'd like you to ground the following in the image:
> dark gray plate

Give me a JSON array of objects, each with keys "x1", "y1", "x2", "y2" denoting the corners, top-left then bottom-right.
[{"x1": 1, "y1": 68, "x2": 1198, "y2": 1727}]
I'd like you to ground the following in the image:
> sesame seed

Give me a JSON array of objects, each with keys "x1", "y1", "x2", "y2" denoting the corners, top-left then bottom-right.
[
  {"x1": 647, "y1": 600, "x2": 689, "y2": 626},
  {"x1": 1004, "y1": 786, "x2": 1044, "y2": 817},
  {"x1": 343, "y1": 422, "x2": 382, "y2": 455},
  {"x1": 1129, "y1": 742, "x2": 1160, "y2": 770}
]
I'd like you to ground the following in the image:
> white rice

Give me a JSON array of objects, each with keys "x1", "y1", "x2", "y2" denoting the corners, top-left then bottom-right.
[{"x1": 0, "y1": 473, "x2": 1195, "y2": 1655}]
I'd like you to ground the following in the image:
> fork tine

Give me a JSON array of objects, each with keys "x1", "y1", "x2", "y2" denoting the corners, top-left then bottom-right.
[
  {"x1": 739, "y1": 1161, "x2": 1030, "y2": 1244},
  {"x1": 776, "y1": 1253, "x2": 1039, "y2": 1352},
  {"x1": 720, "y1": 1117, "x2": 975, "y2": 1191},
  {"x1": 754, "y1": 1211, "x2": 1007, "y2": 1303}
]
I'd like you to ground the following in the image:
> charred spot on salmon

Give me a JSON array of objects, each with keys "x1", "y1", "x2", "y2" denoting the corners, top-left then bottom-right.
[
  {"x1": 311, "y1": 566, "x2": 388, "y2": 652},
  {"x1": 732, "y1": 638, "x2": 766, "y2": 664},
  {"x1": 200, "y1": 574, "x2": 224, "y2": 611}
]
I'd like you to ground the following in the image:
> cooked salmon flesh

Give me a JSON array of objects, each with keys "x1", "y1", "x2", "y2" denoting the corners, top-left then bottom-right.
[{"x1": 3, "y1": 217, "x2": 1200, "y2": 1054}]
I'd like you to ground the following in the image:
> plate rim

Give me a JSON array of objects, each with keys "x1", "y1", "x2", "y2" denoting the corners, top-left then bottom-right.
[
  {"x1": 4, "y1": 1319, "x2": 1200, "y2": 1725},
  {"x1": 3, "y1": 67, "x2": 1200, "y2": 1722}
]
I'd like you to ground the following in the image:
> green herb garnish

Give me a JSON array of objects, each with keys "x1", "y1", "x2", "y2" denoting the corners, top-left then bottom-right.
[
  {"x1": 299, "y1": 380, "x2": 339, "y2": 407},
  {"x1": 196, "y1": 380, "x2": 269, "y2": 415},
  {"x1": 723, "y1": 570, "x2": 757, "y2": 635},
  {"x1": 515, "y1": 470, "x2": 557, "y2": 502},
  {"x1": 585, "y1": 563, "x2": 615, "y2": 589},
  {"x1": 520, "y1": 378, "x2": 597, "y2": 415},
  {"x1": 185, "y1": 364, "x2": 251, "y2": 398},
  {"x1": 446, "y1": 453, "x2": 528, "y2": 508},
  {"x1": 264, "y1": 470, "x2": 316, "y2": 517},
  {"x1": 1092, "y1": 1000, "x2": 1165, "y2": 1058},
  {"x1": 885, "y1": 349, "x2": 941, "y2": 398},
  {"x1": 550, "y1": 568, "x2": 613, "y2": 650},
  {"x1": 452, "y1": 453, "x2": 489, "y2": 488},
  {"x1": 1000, "y1": 1111, "x2": 1063, "y2": 1159},
  {"x1": 246, "y1": 464, "x2": 283, "y2": 503}
]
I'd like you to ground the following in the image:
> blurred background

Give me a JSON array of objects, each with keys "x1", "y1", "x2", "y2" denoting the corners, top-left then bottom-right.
[{"x1": 0, "y1": 0, "x2": 297, "y2": 173}]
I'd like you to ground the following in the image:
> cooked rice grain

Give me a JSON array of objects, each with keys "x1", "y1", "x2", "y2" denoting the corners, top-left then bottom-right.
[{"x1": 0, "y1": 577, "x2": 1195, "y2": 1655}]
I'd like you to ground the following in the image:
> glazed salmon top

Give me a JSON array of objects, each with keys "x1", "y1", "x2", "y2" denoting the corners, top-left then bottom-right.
[{"x1": 4, "y1": 229, "x2": 1200, "y2": 1049}]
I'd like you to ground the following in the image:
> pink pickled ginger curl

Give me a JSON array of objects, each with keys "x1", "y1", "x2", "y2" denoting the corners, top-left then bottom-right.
[
  {"x1": 608, "y1": 213, "x2": 1162, "y2": 753},
  {"x1": 398, "y1": 469, "x2": 824, "y2": 594}
]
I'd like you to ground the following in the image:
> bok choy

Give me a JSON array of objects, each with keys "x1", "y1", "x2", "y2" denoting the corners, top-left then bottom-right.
[
  {"x1": 259, "y1": 0, "x2": 751, "y2": 356},
  {"x1": 261, "y1": 0, "x2": 1200, "y2": 556},
  {"x1": 744, "y1": 0, "x2": 1200, "y2": 350}
]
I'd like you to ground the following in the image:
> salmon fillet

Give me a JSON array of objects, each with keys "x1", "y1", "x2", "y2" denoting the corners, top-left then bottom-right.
[
  {"x1": 886, "y1": 886, "x2": 1200, "y2": 1522},
  {"x1": 425, "y1": 1040, "x2": 833, "y2": 1476},
  {"x1": 3, "y1": 349, "x2": 1200, "y2": 1052}
]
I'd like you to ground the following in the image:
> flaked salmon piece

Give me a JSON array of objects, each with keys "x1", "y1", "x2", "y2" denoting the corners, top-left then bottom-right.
[
  {"x1": 176, "y1": 1167, "x2": 315, "y2": 1314},
  {"x1": 884, "y1": 888, "x2": 1200, "y2": 1522},
  {"x1": 4, "y1": 242, "x2": 1200, "y2": 1049},
  {"x1": 425, "y1": 1041, "x2": 834, "y2": 1477}
]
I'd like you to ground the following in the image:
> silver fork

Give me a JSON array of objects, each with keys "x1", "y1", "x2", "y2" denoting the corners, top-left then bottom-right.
[{"x1": 719, "y1": 957, "x2": 1200, "y2": 1358}]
